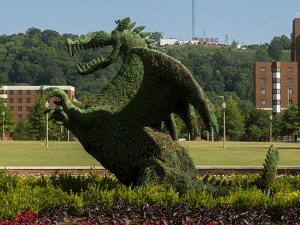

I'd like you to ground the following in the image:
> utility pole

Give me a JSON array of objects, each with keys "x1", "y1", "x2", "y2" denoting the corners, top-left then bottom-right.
[{"x1": 192, "y1": 0, "x2": 195, "y2": 39}]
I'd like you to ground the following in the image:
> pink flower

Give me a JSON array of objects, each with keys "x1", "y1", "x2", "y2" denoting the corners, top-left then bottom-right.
[
  {"x1": 183, "y1": 222, "x2": 196, "y2": 225},
  {"x1": 81, "y1": 222, "x2": 94, "y2": 225},
  {"x1": 206, "y1": 221, "x2": 216, "y2": 225},
  {"x1": 148, "y1": 221, "x2": 166, "y2": 225}
]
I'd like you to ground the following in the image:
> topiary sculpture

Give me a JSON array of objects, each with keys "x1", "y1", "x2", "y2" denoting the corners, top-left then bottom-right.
[
  {"x1": 45, "y1": 17, "x2": 219, "y2": 192},
  {"x1": 255, "y1": 144, "x2": 279, "y2": 192}
]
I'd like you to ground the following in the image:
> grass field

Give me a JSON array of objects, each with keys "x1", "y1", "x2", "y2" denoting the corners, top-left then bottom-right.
[
  {"x1": 181, "y1": 141, "x2": 300, "y2": 166},
  {"x1": 0, "y1": 140, "x2": 299, "y2": 166}
]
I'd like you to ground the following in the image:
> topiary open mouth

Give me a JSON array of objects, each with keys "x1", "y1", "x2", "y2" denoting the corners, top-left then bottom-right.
[{"x1": 66, "y1": 31, "x2": 119, "y2": 75}]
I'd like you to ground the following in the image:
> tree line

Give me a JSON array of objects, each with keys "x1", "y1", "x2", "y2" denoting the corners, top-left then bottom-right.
[
  {"x1": 175, "y1": 94, "x2": 299, "y2": 142},
  {"x1": 0, "y1": 28, "x2": 296, "y2": 141}
]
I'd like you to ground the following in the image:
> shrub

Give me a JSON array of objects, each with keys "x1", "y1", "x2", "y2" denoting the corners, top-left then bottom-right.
[{"x1": 1, "y1": 171, "x2": 300, "y2": 223}]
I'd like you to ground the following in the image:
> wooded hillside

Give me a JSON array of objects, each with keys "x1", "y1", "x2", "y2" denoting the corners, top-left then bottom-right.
[{"x1": 0, "y1": 28, "x2": 291, "y2": 106}]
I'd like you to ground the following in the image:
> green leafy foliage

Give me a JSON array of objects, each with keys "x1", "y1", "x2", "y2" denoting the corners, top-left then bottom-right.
[
  {"x1": 281, "y1": 104, "x2": 300, "y2": 137},
  {"x1": 44, "y1": 17, "x2": 220, "y2": 193},
  {"x1": 1, "y1": 171, "x2": 300, "y2": 223},
  {"x1": 0, "y1": 99, "x2": 14, "y2": 134},
  {"x1": 255, "y1": 144, "x2": 279, "y2": 192},
  {"x1": 0, "y1": 25, "x2": 290, "y2": 104},
  {"x1": 222, "y1": 96, "x2": 245, "y2": 139},
  {"x1": 28, "y1": 93, "x2": 47, "y2": 140},
  {"x1": 243, "y1": 107, "x2": 271, "y2": 141}
]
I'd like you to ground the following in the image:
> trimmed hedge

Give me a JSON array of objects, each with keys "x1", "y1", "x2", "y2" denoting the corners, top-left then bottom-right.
[{"x1": 0, "y1": 170, "x2": 300, "y2": 222}]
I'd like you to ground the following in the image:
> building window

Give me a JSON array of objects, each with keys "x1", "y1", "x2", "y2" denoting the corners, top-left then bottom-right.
[
  {"x1": 260, "y1": 89, "x2": 266, "y2": 94},
  {"x1": 288, "y1": 78, "x2": 293, "y2": 83},
  {"x1": 9, "y1": 98, "x2": 14, "y2": 103},
  {"x1": 26, "y1": 90, "x2": 31, "y2": 95},
  {"x1": 273, "y1": 100, "x2": 281, "y2": 105},
  {"x1": 35, "y1": 90, "x2": 39, "y2": 94},
  {"x1": 26, "y1": 114, "x2": 30, "y2": 119},
  {"x1": 18, "y1": 90, "x2": 22, "y2": 95},
  {"x1": 273, "y1": 78, "x2": 280, "y2": 83},
  {"x1": 18, "y1": 106, "x2": 22, "y2": 111},
  {"x1": 26, "y1": 98, "x2": 31, "y2": 103},
  {"x1": 10, "y1": 106, "x2": 14, "y2": 111},
  {"x1": 260, "y1": 100, "x2": 266, "y2": 105},
  {"x1": 26, "y1": 106, "x2": 31, "y2": 111},
  {"x1": 9, "y1": 90, "x2": 14, "y2": 95},
  {"x1": 288, "y1": 88, "x2": 293, "y2": 94},
  {"x1": 260, "y1": 78, "x2": 266, "y2": 83},
  {"x1": 289, "y1": 100, "x2": 293, "y2": 105},
  {"x1": 273, "y1": 89, "x2": 281, "y2": 94},
  {"x1": 272, "y1": 67, "x2": 280, "y2": 72},
  {"x1": 18, "y1": 114, "x2": 22, "y2": 119},
  {"x1": 18, "y1": 98, "x2": 22, "y2": 103},
  {"x1": 288, "y1": 67, "x2": 293, "y2": 72},
  {"x1": 260, "y1": 67, "x2": 266, "y2": 72}
]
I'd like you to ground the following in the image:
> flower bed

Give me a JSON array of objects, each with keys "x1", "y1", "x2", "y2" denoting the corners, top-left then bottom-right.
[{"x1": 0, "y1": 170, "x2": 300, "y2": 224}]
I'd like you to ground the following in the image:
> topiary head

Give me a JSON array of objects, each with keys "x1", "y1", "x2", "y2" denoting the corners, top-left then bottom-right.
[{"x1": 66, "y1": 17, "x2": 155, "y2": 75}]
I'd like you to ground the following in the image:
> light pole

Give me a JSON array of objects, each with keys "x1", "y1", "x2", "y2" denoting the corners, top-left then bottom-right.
[
  {"x1": 287, "y1": 88, "x2": 290, "y2": 107},
  {"x1": 270, "y1": 115, "x2": 272, "y2": 142},
  {"x1": 222, "y1": 101, "x2": 226, "y2": 148},
  {"x1": 2, "y1": 103, "x2": 6, "y2": 142},
  {"x1": 45, "y1": 101, "x2": 49, "y2": 147}
]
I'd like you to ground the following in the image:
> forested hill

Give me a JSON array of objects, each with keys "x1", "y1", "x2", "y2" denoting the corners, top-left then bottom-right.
[{"x1": 0, "y1": 27, "x2": 290, "y2": 105}]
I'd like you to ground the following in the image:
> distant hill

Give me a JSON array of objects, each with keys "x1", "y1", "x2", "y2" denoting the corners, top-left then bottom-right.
[{"x1": 0, "y1": 28, "x2": 290, "y2": 105}]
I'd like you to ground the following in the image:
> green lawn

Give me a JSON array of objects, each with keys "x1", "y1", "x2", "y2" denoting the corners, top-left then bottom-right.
[
  {"x1": 181, "y1": 141, "x2": 300, "y2": 166},
  {"x1": 0, "y1": 140, "x2": 299, "y2": 166},
  {"x1": 0, "y1": 141, "x2": 99, "y2": 166}
]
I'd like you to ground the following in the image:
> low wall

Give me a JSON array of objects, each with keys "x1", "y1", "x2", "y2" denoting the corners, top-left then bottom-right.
[{"x1": 1, "y1": 166, "x2": 299, "y2": 176}]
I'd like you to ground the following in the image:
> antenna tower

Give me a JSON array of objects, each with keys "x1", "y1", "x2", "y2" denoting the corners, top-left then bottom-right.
[{"x1": 192, "y1": 0, "x2": 195, "y2": 39}]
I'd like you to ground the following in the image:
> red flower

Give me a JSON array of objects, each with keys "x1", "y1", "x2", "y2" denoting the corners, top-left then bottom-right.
[
  {"x1": 81, "y1": 222, "x2": 94, "y2": 225},
  {"x1": 148, "y1": 221, "x2": 166, "y2": 225},
  {"x1": 183, "y1": 222, "x2": 196, "y2": 225}
]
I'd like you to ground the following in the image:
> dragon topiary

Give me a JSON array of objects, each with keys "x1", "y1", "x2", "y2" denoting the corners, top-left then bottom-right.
[{"x1": 45, "y1": 17, "x2": 219, "y2": 192}]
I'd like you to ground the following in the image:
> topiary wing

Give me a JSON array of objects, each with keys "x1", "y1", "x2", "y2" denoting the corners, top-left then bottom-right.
[{"x1": 126, "y1": 47, "x2": 218, "y2": 135}]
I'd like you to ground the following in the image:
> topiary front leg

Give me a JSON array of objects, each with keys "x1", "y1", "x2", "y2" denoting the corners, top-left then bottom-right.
[
  {"x1": 45, "y1": 107, "x2": 75, "y2": 132},
  {"x1": 45, "y1": 87, "x2": 88, "y2": 129}
]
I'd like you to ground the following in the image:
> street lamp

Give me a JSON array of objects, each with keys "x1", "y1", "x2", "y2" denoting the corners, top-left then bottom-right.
[
  {"x1": 222, "y1": 101, "x2": 226, "y2": 148},
  {"x1": 270, "y1": 115, "x2": 273, "y2": 142},
  {"x1": 287, "y1": 88, "x2": 290, "y2": 107},
  {"x1": 2, "y1": 103, "x2": 6, "y2": 142},
  {"x1": 211, "y1": 126, "x2": 214, "y2": 142},
  {"x1": 45, "y1": 101, "x2": 49, "y2": 147}
]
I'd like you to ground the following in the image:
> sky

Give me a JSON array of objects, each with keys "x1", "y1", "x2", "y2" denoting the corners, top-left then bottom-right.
[{"x1": 0, "y1": 0, "x2": 299, "y2": 46}]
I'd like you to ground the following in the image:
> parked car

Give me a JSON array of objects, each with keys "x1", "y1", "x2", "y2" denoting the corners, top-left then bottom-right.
[{"x1": 281, "y1": 137, "x2": 297, "y2": 142}]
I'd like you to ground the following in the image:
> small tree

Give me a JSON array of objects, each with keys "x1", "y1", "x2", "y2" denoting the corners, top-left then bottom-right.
[
  {"x1": 0, "y1": 99, "x2": 14, "y2": 138},
  {"x1": 244, "y1": 107, "x2": 270, "y2": 141},
  {"x1": 267, "y1": 40, "x2": 283, "y2": 61},
  {"x1": 28, "y1": 93, "x2": 47, "y2": 140},
  {"x1": 224, "y1": 96, "x2": 245, "y2": 140},
  {"x1": 13, "y1": 118, "x2": 31, "y2": 140},
  {"x1": 281, "y1": 104, "x2": 300, "y2": 137},
  {"x1": 149, "y1": 32, "x2": 163, "y2": 41}
]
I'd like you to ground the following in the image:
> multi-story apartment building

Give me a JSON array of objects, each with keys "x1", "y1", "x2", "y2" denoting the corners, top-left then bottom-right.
[
  {"x1": 254, "y1": 18, "x2": 300, "y2": 114},
  {"x1": 0, "y1": 85, "x2": 75, "y2": 122}
]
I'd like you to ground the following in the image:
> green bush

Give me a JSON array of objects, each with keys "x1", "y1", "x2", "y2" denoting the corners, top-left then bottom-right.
[{"x1": 1, "y1": 170, "x2": 300, "y2": 220}]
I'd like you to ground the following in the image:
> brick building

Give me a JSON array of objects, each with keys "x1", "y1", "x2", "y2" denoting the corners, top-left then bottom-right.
[
  {"x1": 254, "y1": 18, "x2": 300, "y2": 114},
  {"x1": 0, "y1": 85, "x2": 75, "y2": 122}
]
